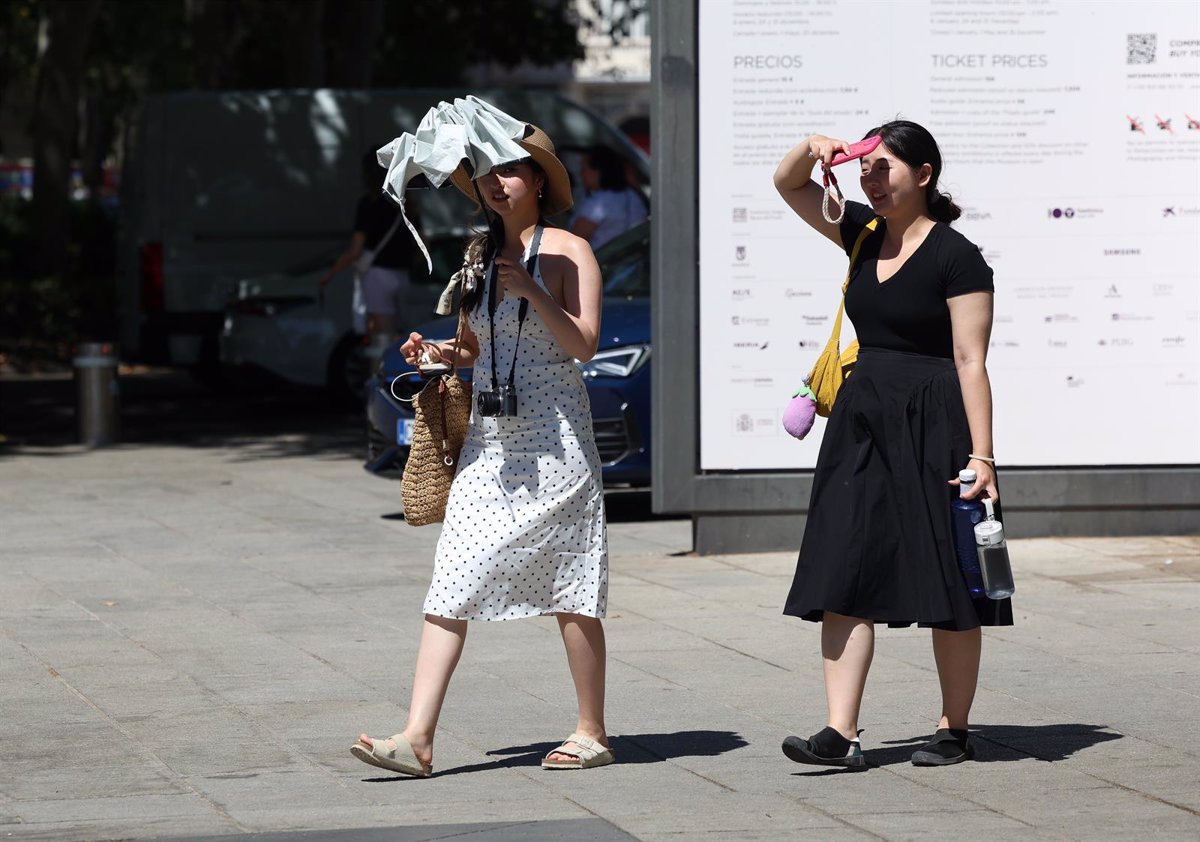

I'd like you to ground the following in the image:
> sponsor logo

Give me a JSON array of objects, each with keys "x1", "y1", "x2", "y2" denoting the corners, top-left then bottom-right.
[
  {"x1": 1048, "y1": 207, "x2": 1104, "y2": 219},
  {"x1": 963, "y1": 210, "x2": 992, "y2": 221},
  {"x1": 732, "y1": 340, "x2": 770, "y2": 350},
  {"x1": 1104, "y1": 284, "x2": 1121, "y2": 298},
  {"x1": 732, "y1": 208, "x2": 747, "y2": 223},
  {"x1": 731, "y1": 315, "x2": 770, "y2": 327},
  {"x1": 1047, "y1": 339, "x2": 1068, "y2": 348},
  {"x1": 735, "y1": 245, "x2": 746, "y2": 261},
  {"x1": 732, "y1": 410, "x2": 780, "y2": 436},
  {"x1": 1098, "y1": 338, "x2": 1135, "y2": 348},
  {"x1": 1103, "y1": 247, "x2": 1140, "y2": 256},
  {"x1": 1163, "y1": 207, "x2": 1176, "y2": 217},
  {"x1": 783, "y1": 288, "x2": 813, "y2": 299},
  {"x1": 1127, "y1": 115, "x2": 1146, "y2": 134},
  {"x1": 1162, "y1": 335, "x2": 1188, "y2": 347},
  {"x1": 1065, "y1": 375, "x2": 1085, "y2": 388},
  {"x1": 1155, "y1": 114, "x2": 1174, "y2": 134},
  {"x1": 731, "y1": 288, "x2": 752, "y2": 300},
  {"x1": 1015, "y1": 286, "x2": 1072, "y2": 300},
  {"x1": 730, "y1": 376, "x2": 775, "y2": 387},
  {"x1": 797, "y1": 339, "x2": 820, "y2": 349},
  {"x1": 801, "y1": 315, "x2": 828, "y2": 326},
  {"x1": 1153, "y1": 283, "x2": 1174, "y2": 296},
  {"x1": 990, "y1": 340, "x2": 1020, "y2": 349},
  {"x1": 1044, "y1": 314, "x2": 1079, "y2": 323},
  {"x1": 1112, "y1": 313, "x2": 1153, "y2": 322}
]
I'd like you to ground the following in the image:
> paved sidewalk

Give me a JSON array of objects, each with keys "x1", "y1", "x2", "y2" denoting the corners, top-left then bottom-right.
[{"x1": 1, "y1": 443, "x2": 1198, "y2": 841}]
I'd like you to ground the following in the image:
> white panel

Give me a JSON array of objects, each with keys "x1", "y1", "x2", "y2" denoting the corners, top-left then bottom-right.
[{"x1": 699, "y1": 0, "x2": 1200, "y2": 469}]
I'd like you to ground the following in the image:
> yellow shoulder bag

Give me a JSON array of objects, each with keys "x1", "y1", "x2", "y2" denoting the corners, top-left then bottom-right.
[{"x1": 807, "y1": 217, "x2": 880, "y2": 417}]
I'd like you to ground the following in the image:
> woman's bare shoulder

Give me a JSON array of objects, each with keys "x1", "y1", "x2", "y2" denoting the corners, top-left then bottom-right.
[{"x1": 540, "y1": 226, "x2": 594, "y2": 259}]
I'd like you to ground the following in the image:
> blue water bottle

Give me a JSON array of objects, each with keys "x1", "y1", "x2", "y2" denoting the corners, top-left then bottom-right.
[{"x1": 950, "y1": 468, "x2": 986, "y2": 597}]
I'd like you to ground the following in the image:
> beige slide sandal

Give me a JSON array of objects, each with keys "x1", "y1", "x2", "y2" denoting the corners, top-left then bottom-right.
[
  {"x1": 350, "y1": 733, "x2": 431, "y2": 778},
  {"x1": 541, "y1": 733, "x2": 615, "y2": 770}
]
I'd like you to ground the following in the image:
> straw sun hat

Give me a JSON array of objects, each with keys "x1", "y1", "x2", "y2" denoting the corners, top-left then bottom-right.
[{"x1": 449, "y1": 123, "x2": 574, "y2": 216}]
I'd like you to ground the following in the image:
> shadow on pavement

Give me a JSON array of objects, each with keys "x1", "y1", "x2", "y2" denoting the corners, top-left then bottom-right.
[
  {"x1": 378, "y1": 491, "x2": 684, "y2": 525},
  {"x1": 868, "y1": 723, "x2": 1124, "y2": 766},
  {"x1": 0, "y1": 369, "x2": 362, "y2": 461},
  {"x1": 372, "y1": 730, "x2": 749, "y2": 779},
  {"x1": 603, "y1": 490, "x2": 687, "y2": 522}
]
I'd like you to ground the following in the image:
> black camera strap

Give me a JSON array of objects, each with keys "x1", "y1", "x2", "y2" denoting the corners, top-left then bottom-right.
[{"x1": 487, "y1": 224, "x2": 543, "y2": 391}]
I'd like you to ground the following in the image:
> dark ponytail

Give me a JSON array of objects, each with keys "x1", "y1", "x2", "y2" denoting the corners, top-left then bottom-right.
[
  {"x1": 927, "y1": 189, "x2": 961, "y2": 223},
  {"x1": 863, "y1": 119, "x2": 964, "y2": 225}
]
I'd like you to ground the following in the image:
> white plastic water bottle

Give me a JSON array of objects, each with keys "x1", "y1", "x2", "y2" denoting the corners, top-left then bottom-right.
[{"x1": 974, "y1": 498, "x2": 1015, "y2": 599}]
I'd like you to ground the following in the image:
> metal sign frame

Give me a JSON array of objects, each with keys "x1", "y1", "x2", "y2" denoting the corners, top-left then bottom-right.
[{"x1": 650, "y1": 1, "x2": 1199, "y2": 554}]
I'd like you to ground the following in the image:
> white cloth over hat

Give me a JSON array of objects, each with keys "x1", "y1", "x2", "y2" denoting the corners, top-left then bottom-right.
[{"x1": 376, "y1": 96, "x2": 530, "y2": 273}]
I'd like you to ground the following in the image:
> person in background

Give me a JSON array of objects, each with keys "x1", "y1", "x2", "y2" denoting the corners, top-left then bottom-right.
[
  {"x1": 320, "y1": 149, "x2": 421, "y2": 349},
  {"x1": 570, "y1": 145, "x2": 647, "y2": 250}
]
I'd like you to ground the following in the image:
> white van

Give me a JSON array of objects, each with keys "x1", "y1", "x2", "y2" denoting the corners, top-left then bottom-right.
[{"x1": 116, "y1": 88, "x2": 648, "y2": 374}]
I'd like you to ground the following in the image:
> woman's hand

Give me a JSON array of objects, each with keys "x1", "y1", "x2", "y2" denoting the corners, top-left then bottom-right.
[
  {"x1": 948, "y1": 459, "x2": 999, "y2": 503},
  {"x1": 806, "y1": 134, "x2": 853, "y2": 169},
  {"x1": 400, "y1": 332, "x2": 442, "y2": 366},
  {"x1": 493, "y1": 256, "x2": 539, "y2": 300}
]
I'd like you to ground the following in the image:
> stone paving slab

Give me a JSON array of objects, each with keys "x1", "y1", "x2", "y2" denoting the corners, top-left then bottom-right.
[{"x1": 1, "y1": 444, "x2": 1198, "y2": 841}]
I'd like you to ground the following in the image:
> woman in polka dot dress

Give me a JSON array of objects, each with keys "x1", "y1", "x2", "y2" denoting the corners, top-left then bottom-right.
[{"x1": 351, "y1": 125, "x2": 613, "y2": 777}]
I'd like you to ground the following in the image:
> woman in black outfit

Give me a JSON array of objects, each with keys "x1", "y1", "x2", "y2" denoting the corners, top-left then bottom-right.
[{"x1": 773, "y1": 120, "x2": 1011, "y2": 768}]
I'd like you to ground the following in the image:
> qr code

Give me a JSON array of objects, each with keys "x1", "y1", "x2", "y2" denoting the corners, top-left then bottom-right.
[{"x1": 1127, "y1": 33, "x2": 1156, "y2": 64}]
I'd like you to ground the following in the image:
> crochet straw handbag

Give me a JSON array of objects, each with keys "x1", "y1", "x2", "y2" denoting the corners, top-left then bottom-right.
[
  {"x1": 400, "y1": 319, "x2": 472, "y2": 526},
  {"x1": 807, "y1": 217, "x2": 879, "y2": 417}
]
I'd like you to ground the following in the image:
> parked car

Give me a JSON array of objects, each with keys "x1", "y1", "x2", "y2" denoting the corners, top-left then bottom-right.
[
  {"x1": 118, "y1": 88, "x2": 647, "y2": 378},
  {"x1": 365, "y1": 221, "x2": 651, "y2": 486},
  {"x1": 218, "y1": 234, "x2": 466, "y2": 402}
]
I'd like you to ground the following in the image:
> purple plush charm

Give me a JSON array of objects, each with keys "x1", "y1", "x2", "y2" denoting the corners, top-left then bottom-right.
[{"x1": 783, "y1": 384, "x2": 818, "y2": 439}]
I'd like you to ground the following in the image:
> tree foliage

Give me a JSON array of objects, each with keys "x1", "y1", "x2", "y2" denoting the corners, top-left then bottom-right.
[{"x1": 10, "y1": 0, "x2": 600, "y2": 279}]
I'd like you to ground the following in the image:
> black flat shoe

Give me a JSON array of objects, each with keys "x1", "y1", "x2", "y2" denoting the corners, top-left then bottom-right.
[
  {"x1": 911, "y1": 728, "x2": 975, "y2": 766},
  {"x1": 782, "y1": 726, "x2": 866, "y2": 769}
]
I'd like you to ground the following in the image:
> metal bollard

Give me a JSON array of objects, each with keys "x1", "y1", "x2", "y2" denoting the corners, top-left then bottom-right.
[{"x1": 73, "y1": 342, "x2": 120, "y2": 447}]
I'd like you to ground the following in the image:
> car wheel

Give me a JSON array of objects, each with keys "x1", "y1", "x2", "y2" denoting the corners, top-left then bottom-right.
[
  {"x1": 366, "y1": 418, "x2": 407, "y2": 478},
  {"x1": 327, "y1": 333, "x2": 369, "y2": 406}
]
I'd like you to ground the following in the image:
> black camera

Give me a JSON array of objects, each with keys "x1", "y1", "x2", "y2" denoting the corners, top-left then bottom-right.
[{"x1": 476, "y1": 384, "x2": 518, "y2": 417}]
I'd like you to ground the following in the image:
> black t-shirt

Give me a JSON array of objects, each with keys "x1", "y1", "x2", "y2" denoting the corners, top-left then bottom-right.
[
  {"x1": 354, "y1": 194, "x2": 417, "y2": 270},
  {"x1": 838, "y1": 200, "x2": 993, "y2": 359}
]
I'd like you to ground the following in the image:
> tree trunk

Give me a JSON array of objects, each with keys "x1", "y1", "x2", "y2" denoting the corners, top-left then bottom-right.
[
  {"x1": 32, "y1": 0, "x2": 102, "y2": 276},
  {"x1": 186, "y1": 0, "x2": 228, "y2": 89},
  {"x1": 326, "y1": 0, "x2": 384, "y2": 88},
  {"x1": 284, "y1": 0, "x2": 326, "y2": 87},
  {"x1": 80, "y1": 88, "x2": 107, "y2": 198}
]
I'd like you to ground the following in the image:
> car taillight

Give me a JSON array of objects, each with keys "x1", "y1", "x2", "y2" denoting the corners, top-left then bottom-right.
[{"x1": 139, "y1": 242, "x2": 164, "y2": 312}]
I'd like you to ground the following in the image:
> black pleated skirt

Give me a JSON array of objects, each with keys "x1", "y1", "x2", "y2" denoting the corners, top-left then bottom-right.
[{"x1": 784, "y1": 347, "x2": 1013, "y2": 631}]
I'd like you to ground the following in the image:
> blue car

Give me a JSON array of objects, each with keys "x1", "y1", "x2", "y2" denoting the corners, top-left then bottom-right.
[{"x1": 364, "y1": 222, "x2": 651, "y2": 486}]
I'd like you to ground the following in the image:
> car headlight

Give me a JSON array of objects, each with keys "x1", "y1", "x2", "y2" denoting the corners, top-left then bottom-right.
[{"x1": 576, "y1": 344, "x2": 650, "y2": 379}]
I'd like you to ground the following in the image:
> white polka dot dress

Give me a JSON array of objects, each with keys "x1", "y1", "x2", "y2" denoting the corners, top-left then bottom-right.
[{"x1": 423, "y1": 234, "x2": 608, "y2": 621}]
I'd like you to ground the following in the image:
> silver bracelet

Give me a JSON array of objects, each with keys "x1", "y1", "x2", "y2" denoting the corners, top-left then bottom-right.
[{"x1": 968, "y1": 453, "x2": 995, "y2": 465}]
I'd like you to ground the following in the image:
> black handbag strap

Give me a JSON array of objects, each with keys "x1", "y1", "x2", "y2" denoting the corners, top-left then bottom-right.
[{"x1": 487, "y1": 225, "x2": 543, "y2": 390}]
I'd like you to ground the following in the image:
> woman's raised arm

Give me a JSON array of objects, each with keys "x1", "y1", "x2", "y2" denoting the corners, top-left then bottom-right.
[{"x1": 773, "y1": 134, "x2": 853, "y2": 247}]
